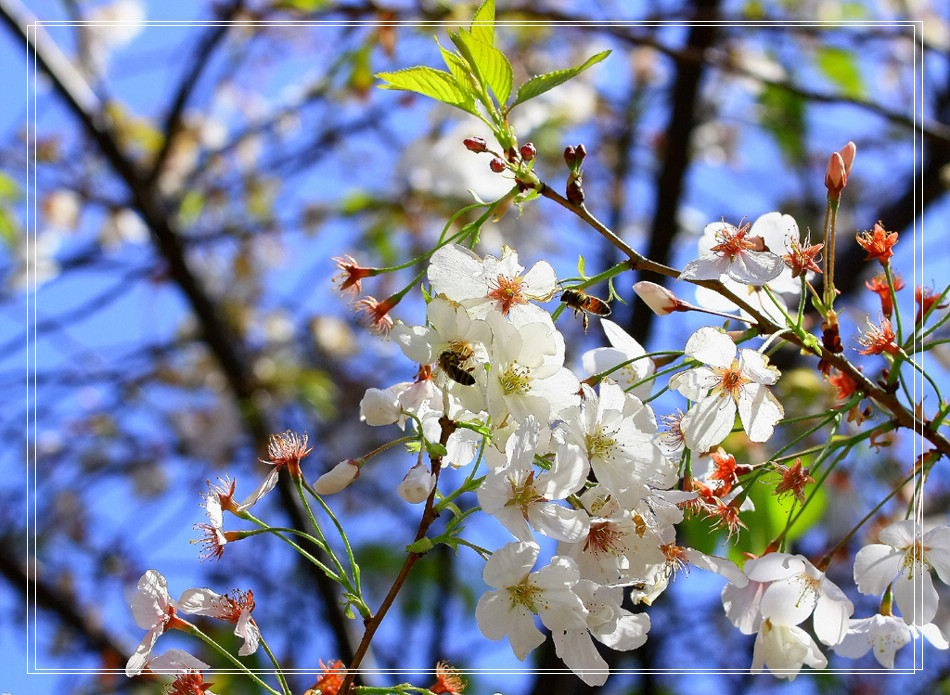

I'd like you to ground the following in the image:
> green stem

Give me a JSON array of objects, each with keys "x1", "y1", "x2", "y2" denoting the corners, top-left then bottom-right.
[
  {"x1": 257, "y1": 635, "x2": 291, "y2": 695},
  {"x1": 184, "y1": 624, "x2": 282, "y2": 695}
]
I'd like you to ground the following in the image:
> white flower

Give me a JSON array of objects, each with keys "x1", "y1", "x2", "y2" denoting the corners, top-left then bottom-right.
[
  {"x1": 554, "y1": 380, "x2": 670, "y2": 507},
  {"x1": 833, "y1": 613, "x2": 914, "y2": 668},
  {"x1": 551, "y1": 581, "x2": 650, "y2": 686},
  {"x1": 428, "y1": 244, "x2": 558, "y2": 324},
  {"x1": 398, "y1": 463, "x2": 436, "y2": 504},
  {"x1": 478, "y1": 416, "x2": 590, "y2": 543},
  {"x1": 581, "y1": 319, "x2": 655, "y2": 401},
  {"x1": 853, "y1": 520, "x2": 950, "y2": 625},
  {"x1": 178, "y1": 588, "x2": 260, "y2": 656},
  {"x1": 744, "y1": 552, "x2": 853, "y2": 646},
  {"x1": 485, "y1": 311, "x2": 579, "y2": 426},
  {"x1": 126, "y1": 570, "x2": 186, "y2": 677},
  {"x1": 669, "y1": 326, "x2": 783, "y2": 452},
  {"x1": 679, "y1": 217, "x2": 785, "y2": 285},
  {"x1": 359, "y1": 386, "x2": 405, "y2": 426},
  {"x1": 475, "y1": 541, "x2": 588, "y2": 660},
  {"x1": 750, "y1": 618, "x2": 827, "y2": 680}
]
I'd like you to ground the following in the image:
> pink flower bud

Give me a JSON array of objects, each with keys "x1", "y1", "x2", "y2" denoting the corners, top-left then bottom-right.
[
  {"x1": 314, "y1": 459, "x2": 360, "y2": 495},
  {"x1": 824, "y1": 141, "x2": 856, "y2": 197},
  {"x1": 489, "y1": 158, "x2": 506, "y2": 173},
  {"x1": 633, "y1": 281, "x2": 683, "y2": 316},
  {"x1": 359, "y1": 387, "x2": 402, "y2": 426},
  {"x1": 398, "y1": 464, "x2": 436, "y2": 504},
  {"x1": 520, "y1": 143, "x2": 536, "y2": 161}
]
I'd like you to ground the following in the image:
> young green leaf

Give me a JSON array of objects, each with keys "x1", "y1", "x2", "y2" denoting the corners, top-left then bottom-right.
[
  {"x1": 376, "y1": 66, "x2": 479, "y2": 115},
  {"x1": 470, "y1": 0, "x2": 495, "y2": 47},
  {"x1": 451, "y1": 29, "x2": 513, "y2": 107},
  {"x1": 510, "y1": 50, "x2": 610, "y2": 109}
]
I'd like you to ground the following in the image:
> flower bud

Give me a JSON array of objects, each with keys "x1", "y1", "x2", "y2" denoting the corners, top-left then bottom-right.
[
  {"x1": 314, "y1": 459, "x2": 360, "y2": 495},
  {"x1": 824, "y1": 141, "x2": 856, "y2": 198},
  {"x1": 489, "y1": 157, "x2": 506, "y2": 173},
  {"x1": 520, "y1": 143, "x2": 536, "y2": 161},
  {"x1": 463, "y1": 137, "x2": 487, "y2": 153},
  {"x1": 574, "y1": 143, "x2": 587, "y2": 164},
  {"x1": 633, "y1": 281, "x2": 683, "y2": 315},
  {"x1": 398, "y1": 464, "x2": 436, "y2": 504},
  {"x1": 359, "y1": 387, "x2": 402, "y2": 426},
  {"x1": 563, "y1": 145, "x2": 576, "y2": 168}
]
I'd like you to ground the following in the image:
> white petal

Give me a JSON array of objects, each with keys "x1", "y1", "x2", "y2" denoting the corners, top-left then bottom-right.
[
  {"x1": 679, "y1": 395, "x2": 736, "y2": 453},
  {"x1": 669, "y1": 366, "x2": 719, "y2": 401},
  {"x1": 760, "y1": 580, "x2": 815, "y2": 627},
  {"x1": 177, "y1": 588, "x2": 224, "y2": 617},
  {"x1": 552, "y1": 629, "x2": 609, "y2": 686},
  {"x1": 683, "y1": 326, "x2": 736, "y2": 368},
  {"x1": 738, "y1": 348, "x2": 780, "y2": 385},
  {"x1": 529, "y1": 504, "x2": 590, "y2": 543},
  {"x1": 147, "y1": 648, "x2": 210, "y2": 673},
  {"x1": 482, "y1": 541, "x2": 539, "y2": 589},
  {"x1": 923, "y1": 526, "x2": 950, "y2": 584},
  {"x1": 521, "y1": 260, "x2": 558, "y2": 300},
  {"x1": 428, "y1": 244, "x2": 485, "y2": 302},
  {"x1": 236, "y1": 610, "x2": 260, "y2": 656},
  {"x1": 893, "y1": 568, "x2": 938, "y2": 625},
  {"x1": 813, "y1": 592, "x2": 853, "y2": 646},
  {"x1": 854, "y1": 543, "x2": 904, "y2": 595},
  {"x1": 722, "y1": 580, "x2": 765, "y2": 634},
  {"x1": 126, "y1": 624, "x2": 163, "y2": 676},
  {"x1": 679, "y1": 253, "x2": 731, "y2": 281},
  {"x1": 737, "y1": 383, "x2": 783, "y2": 442},
  {"x1": 726, "y1": 250, "x2": 785, "y2": 285},
  {"x1": 744, "y1": 553, "x2": 804, "y2": 582}
]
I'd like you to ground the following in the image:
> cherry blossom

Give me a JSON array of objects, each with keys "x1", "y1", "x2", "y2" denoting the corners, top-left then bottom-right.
[
  {"x1": 551, "y1": 581, "x2": 650, "y2": 686},
  {"x1": 178, "y1": 587, "x2": 260, "y2": 656},
  {"x1": 478, "y1": 416, "x2": 589, "y2": 543},
  {"x1": 428, "y1": 243, "x2": 558, "y2": 323},
  {"x1": 750, "y1": 618, "x2": 827, "y2": 679},
  {"x1": 853, "y1": 520, "x2": 950, "y2": 625},
  {"x1": 679, "y1": 217, "x2": 785, "y2": 285},
  {"x1": 744, "y1": 552, "x2": 853, "y2": 646},
  {"x1": 126, "y1": 570, "x2": 192, "y2": 677},
  {"x1": 669, "y1": 326, "x2": 784, "y2": 452},
  {"x1": 475, "y1": 541, "x2": 588, "y2": 660}
]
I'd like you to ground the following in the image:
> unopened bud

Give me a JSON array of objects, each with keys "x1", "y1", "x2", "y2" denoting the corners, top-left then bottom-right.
[
  {"x1": 463, "y1": 137, "x2": 487, "y2": 153},
  {"x1": 489, "y1": 158, "x2": 506, "y2": 173},
  {"x1": 824, "y1": 141, "x2": 856, "y2": 198},
  {"x1": 563, "y1": 145, "x2": 576, "y2": 168},
  {"x1": 314, "y1": 459, "x2": 361, "y2": 495},
  {"x1": 633, "y1": 281, "x2": 684, "y2": 316},
  {"x1": 574, "y1": 143, "x2": 587, "y2": 164},
  {"x1": 398, "y1": 463, "x2": 436, "y2": 504},
  {"x1": 359, "y1": 387, "x2": 402, "y2": 426},
  {"x1": 566, "y1": 178, "x2": 585, "y2": 205},
  {"x1": 520, "y1": 143, "x2": 536, "y2": 161}
]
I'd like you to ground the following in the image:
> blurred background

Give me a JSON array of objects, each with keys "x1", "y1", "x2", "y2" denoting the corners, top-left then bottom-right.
[{"x1": 2, "y1": 0, "x2": 949, "y2": 694}]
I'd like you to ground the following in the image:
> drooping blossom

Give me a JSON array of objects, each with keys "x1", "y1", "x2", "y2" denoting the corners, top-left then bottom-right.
[
  {"x1": 178, "y1": 587, "x2": 260, "y2": 656},
  {"x1": 240, "y1": 431, "x2": 312, "y2": 509},
  {"x1": 855, "y1": 222, "x2": 898, "y2": 267},
  {"x1": 865, "y1": 273, "x2": 902, "y2": 317},
  {"x1": 126, "y1": 570, "x2": 192, "y2": 677},
  {"x1": 669, "y1": 327, "x2": 784, "y2": 452},
  {"x1": 750, "y1": 618, "x2": 827, "y2": 680},
  {"x1": 856, "y1": 315, "x2": 899, "y2": 356},
  {"x1": 853, "y1": 519, "x2": 950, "y2": 625}
]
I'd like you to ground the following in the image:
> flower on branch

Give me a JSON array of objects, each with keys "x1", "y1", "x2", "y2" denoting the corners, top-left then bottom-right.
[
  {"x1": 772, "y1": 459, "x2": 814, "y2": 506},
  {"x1": 240, "y1": 430, "x2": 312, "y2": 509},
  {"x1": 855, "y1": 222, "x2": 898, "y2": 267},
  {"x1": 865, "y1": 273, "x2": 902, "y2": 318},
  {"x1": 855, "y1": 315, "x2": 899, "y2": 356},
  {"x1": 303, "y1": 659, "x2": 347, "y2": 695},
  {"x1": 332, "y1": 254, "x2": 374, "y2": 298},
  {"x1": 126, "y1": 570, "x2": 193, "y2": 677},
  {"x1": 354, "y1": 295, "x2": 396, "y2": 335},
  {"x1": 853, "y1": 519, "x2": 950, "y2": 626},
  {"x1": 178, "y1": 587, "x2": 260, "y2": 656},
  {"x1": 669, "y1": 327, "x2": 784, "y2": 453},
  {"x1": 782, "y1": 235, "x2": 823, "y2": 279},
  {"x1": 679, "y1": 218, "x2": 785, "y2": 285},
  {"x1": 430, "y1": 661, "x2": 466, "y2": 695},
  {"x1": 824, "y1": 141, "x2": 856, "y2": 199}
]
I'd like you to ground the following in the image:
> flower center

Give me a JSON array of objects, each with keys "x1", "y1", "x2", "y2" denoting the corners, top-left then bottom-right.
[
  {"x1": 584, "y1": 521, "x2": 622, "y2": 555},
  {"x1": 710, "y1": 223, "x2": 757, "y2": 260},
  {"x1": 585, "y1": 424, "x2": 616, "y2": 461},
  {"x1": 712, "y1": 359, "x2": 749, "y2": 400},
  {"x1": 506, "y1": 471, "x2": 540, "y2": 514},
  {"x1": 487, "y1": 275, "x2": 526, "y2": 315},
  {"x1": 500, "y1": 363, "x2": 531, "y2": 395},
  {"x1": 507, "y1": 578, "x2": 542, "y2": 613}
]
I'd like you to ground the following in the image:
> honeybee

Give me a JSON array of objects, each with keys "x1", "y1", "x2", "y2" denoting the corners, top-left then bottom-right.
[
  {"x1": 438, "y1": 343, "x2": 476, "y2": 386},
  {"x1": 561, "y1": 288, "x2": 611, "y2": 333}
]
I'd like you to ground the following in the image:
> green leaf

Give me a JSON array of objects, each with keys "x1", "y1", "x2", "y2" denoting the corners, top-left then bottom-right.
[
  {"x1": 756, "y1": 83, "x2": 806, "y2": 163},
  {"x1": 510, "y1": 50, "x2": 610, "y2": 109},
  {"x1": 0, "y1": 171, "x2": 22, "y2": 201},
  {"x1": 451, "y1": 29, "x2": 513, "y2": 106},
  {"x1": 437, "y1": 38, "x2": 476, "y2": 93},
  {"x1": 0, "y1": 207, "x2": 18, "y2": 249},
  {"x1": 470, "y1": 0, "x2": 495, "y2": 47},
  {"x1": 426, "y1": 441, "x2": 448, "y2": 458},
  {"x1": 376, "y1": 66, "x2": 478, "y2": 115},
  {"x1": 816, "y1": 47, "x2": 864, "y2": 99}
]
